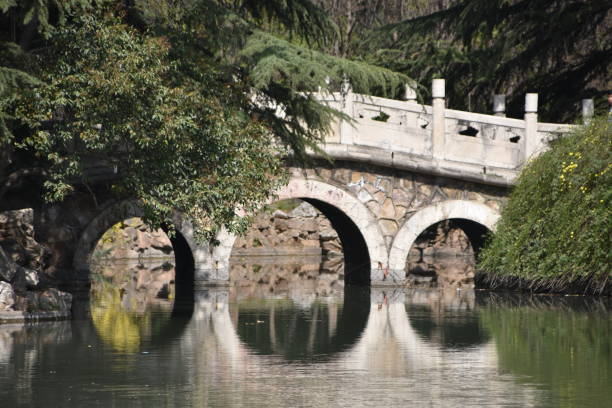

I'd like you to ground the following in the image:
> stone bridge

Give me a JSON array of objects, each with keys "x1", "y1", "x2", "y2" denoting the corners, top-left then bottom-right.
[{"x1": 35, "y1": 79, "x2": 575, "y2": 290}]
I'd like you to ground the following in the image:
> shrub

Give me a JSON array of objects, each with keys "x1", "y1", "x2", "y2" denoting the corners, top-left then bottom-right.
[{"x1": 478, "y1": 118, "x2": 611, "y2": 295}]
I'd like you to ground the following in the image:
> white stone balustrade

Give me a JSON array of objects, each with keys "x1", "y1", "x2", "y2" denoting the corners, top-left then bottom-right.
[{"x1": 315, "y1": 80, "x2": 577, "y2": 186}]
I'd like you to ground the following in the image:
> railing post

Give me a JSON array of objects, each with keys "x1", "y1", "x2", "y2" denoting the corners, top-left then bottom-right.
[
  {"x1": 524, "y1": 93, "x2": 539, "y2": 161},
  {"x1": 493, "y1": 94, "x2": 506, "y2": 117},
  {"x1": 582, "y1": 99, "x2": 594, "y2": 124},
  {"x1": 432, "y1": 79, "x2": 446, "y2": 159},
  {"x1": 340, "y1": 77, "x2": 354, "y2": 144},
  {"x1": 402, "y1": 81, "x2": 417, "y2": 102}
]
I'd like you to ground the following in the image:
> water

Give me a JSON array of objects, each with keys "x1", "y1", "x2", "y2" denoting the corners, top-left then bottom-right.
[{"x1": 1, "y1": 261, "x2": 610, "y2": 407}]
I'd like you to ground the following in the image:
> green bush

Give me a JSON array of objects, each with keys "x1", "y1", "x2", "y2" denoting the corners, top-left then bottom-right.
[{"x1": 478, "y1": 118, "x2": 611, "y2": 294}]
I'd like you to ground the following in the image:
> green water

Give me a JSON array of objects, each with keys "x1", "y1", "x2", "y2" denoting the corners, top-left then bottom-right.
[{"x1": 0, "y1": 263, "x2": 610, "y2": 407}]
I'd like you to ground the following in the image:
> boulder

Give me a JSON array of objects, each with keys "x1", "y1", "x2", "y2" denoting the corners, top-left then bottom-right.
[
  {"x1": 288, "y1": 202, "x2": 318, "y2": 218},
  {"x1": 319, "y1": 229, "x2": 338, "y2": 241},
  {"x1": 272, "y1": 210, "x2": 289, "y2": 219},
  {"x1": 0, "y1": 247, "x2": 18, "y2": 282},
  {"x1": 0, "y1": 281, "x2": 15, "y2": 311}
]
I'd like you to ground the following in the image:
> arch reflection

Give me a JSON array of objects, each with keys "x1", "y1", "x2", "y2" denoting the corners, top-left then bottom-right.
[{"x1": 231, "y1": 286, "x2": 370, "y2": 361}]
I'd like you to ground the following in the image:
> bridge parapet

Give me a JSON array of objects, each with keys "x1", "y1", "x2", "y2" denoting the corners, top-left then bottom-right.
[{"x1": 317, "y1": 79, "x2": 577, "y2": 185}]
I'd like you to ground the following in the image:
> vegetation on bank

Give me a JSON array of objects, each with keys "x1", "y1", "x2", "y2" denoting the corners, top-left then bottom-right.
[{"x1": 478, "y1": 118, "x2": 611, "y2": 295}]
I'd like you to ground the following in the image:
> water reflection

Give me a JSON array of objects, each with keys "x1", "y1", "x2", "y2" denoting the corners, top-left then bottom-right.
[
  {"x1": 0, "y1": 261, "x2": 610, "y2": 407},
  {"x1": 230, "y1": 286, "x2": 369, "y2": 361},
  {"x1": 90, "y1": 260, "x2": 176, "y2": 353}
]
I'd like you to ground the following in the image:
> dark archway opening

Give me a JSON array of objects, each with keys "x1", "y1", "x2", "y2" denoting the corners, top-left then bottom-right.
[
  {"x1": 229, "y1": 197, "x2": 371, "y2": 296},
  {"x1": 302, "y1": 198, "x2": 370, "y2": 286},
  {"x1": 406, "y1": 218, "x2": 489, "y2": 288}
]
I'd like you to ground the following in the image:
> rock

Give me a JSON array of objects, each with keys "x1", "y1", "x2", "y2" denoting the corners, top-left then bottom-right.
[
  {"x1": 272, "y1": 210, "x2": 289, "y2": 219},
  {"x1": 274, "y1": 218, "x2": 289, "y2": 232},
  {"x1": 0, "y1": 281, "x2": 16, "y2": 311},
  {"x1": 0, "y1": 247, "x2": 18, "y2": 282},
  {"x1": 288, "y1": 202, "x2": 318, "y2": 218},
  {"x1": 11, "y1": 266, "x2": 40, "y2": 292},
  {"x1": 319, "y1": 229, "x2": 338, "y2": 241}
]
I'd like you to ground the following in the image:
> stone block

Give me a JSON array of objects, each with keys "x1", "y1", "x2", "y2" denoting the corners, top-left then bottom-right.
[
  {"x1": 381, "y1": 198, "x2": 395, "y2": 219},
  {"x1": 366, "y1": 200, "x2": 381, "y2": 215},
  {"x1": 374, "y1": 177, "x2": 392, "y2": 193},
  {"x1": 319, "y1": 229, "x2": 338, "y2": 241},
  {"x1": 288, "y1": 202, "x2": 318, "y2": 218},
  {"x1": 357, "y1": 189, "x2": 374, "y2": 203},
  {"x1": 317, "y1": 168, "x2": 332, "y2": 181},
  {"x1": 395, "y1": 205, "x2": 407, "y2": 220},
  {"x1": 333, "y1": 169, "x2": 351, "y2": 183},
  {"x1": 486, "y1": 200, "x2": 501, "y2": 212},
  {"x1": 418, "y1": 184, "x2": 433, "y2": 197},
  {"x1": 467, "y1": 192, "x2": 486, "y2": 203},
  {"x1": 441, "y1": 186, "x2": 462, "y2": 200},
  {"x1": 379, "y1": 219, "x2": 398, "y2": 236},
  {"x1": 374, "y1": 191, "x2": 387, "y2": 204}
]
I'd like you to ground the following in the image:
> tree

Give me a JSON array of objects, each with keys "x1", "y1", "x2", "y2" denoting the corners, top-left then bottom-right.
[
  {"x1": 0, "y1": 0, "x2": 407, "y2": 240},
  {"x1": 365, "y1": 0, "x2": 611, "y2": 121}
]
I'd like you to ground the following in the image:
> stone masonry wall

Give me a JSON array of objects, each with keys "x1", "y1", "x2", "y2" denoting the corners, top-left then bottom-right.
[{"x1": 289, "y1": 160, "x2": 508, "y2": 251}]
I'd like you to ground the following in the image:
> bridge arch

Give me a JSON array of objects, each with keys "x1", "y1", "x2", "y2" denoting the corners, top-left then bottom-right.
[
  {"x1": 388, "y1": 200, "x2": 500, "y2": 274},
  {"x1": 72, "y1": 200, "x2": 206, "y2": 294},
  {"x1": 212, "y1": 177, "x2": 388, "y2": 285}
]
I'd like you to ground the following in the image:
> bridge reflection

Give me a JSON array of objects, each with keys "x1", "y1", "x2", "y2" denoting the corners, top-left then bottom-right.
[{"x1": 3, "y1": 286, "x2": 580, "y2": 406}]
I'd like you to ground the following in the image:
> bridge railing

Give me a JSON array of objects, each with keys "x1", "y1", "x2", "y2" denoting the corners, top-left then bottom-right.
[{"x1": 316, "y1": 79, "x2": 579, "y2": 175}]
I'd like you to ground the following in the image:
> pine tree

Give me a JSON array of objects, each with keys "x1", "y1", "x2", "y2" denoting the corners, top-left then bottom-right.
[{"x1": 365, "y1": 0, "x2": 612, "y2": 121}]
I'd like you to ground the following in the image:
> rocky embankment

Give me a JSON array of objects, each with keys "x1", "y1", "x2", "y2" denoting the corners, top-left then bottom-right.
[
  {"x1": 406, "y1": 220, "x2": 476, "y2": 288},
  {"x1": 232, "y1": 202, "x2": 342, "y2": 257},
  {"x1": 0, "y1": 209, "x2": 72, "y2": 317},
  {"x1": 94, "y1": 218, "x2": 174, "y2": 261}
]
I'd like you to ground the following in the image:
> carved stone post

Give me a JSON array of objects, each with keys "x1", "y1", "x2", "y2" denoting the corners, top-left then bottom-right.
[
  {"x1": 402, "y1": 81, "x2": 417, "y2": 102},
  {"x1": 432, "y1": 79, "x2": 446, "y2": 159},
  {"x1": 582, "y1": 99, "x2": 594, "y2": 124},
  {"x1": 524, "y1": 93, "x2": 539, "y2": 161},
  {"x1": 493, "y1": 94, "x2": 506, "y2": 117}
]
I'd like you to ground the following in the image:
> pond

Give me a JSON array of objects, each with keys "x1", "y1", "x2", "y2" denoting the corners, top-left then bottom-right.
[{"x1": 0, "y1": 261, "x2": 610, "y2": 407}]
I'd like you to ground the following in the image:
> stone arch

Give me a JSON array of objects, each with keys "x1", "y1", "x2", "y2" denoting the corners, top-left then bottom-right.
[
  {"x1": 72, "y1": 200, "x2": 207, "y2": 292},
  {"x1": 388, "y1": 200, "x2": 500, "y2": 274},
  {"x1": 211, "y1": 177, "x2": 388, "y2": 285}
]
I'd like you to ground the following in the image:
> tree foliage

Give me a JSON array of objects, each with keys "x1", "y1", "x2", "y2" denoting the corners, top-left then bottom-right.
[
  {"x1": 363, "y1": 0, "x2": 611, "y2": 121},
  {"x1": 0, "y1": 0, "x2": 407, "y2": 240},
  {"x1": 478, "y1": 118, "x2": 611, "y2": 295}
]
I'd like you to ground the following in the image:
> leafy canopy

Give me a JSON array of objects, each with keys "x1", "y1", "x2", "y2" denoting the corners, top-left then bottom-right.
[{"x1": 0, "y1": 0, "x2": 408, "y2": 239}]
